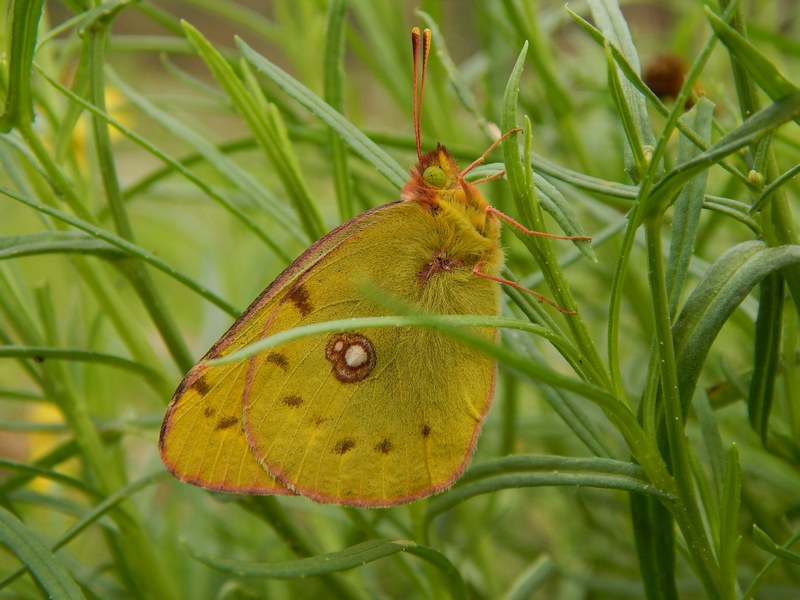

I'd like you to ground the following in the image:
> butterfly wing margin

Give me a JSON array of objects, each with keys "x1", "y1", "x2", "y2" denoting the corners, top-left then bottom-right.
[{"x1": 158, "y1": 203, "x2": 399, "y2": 494}]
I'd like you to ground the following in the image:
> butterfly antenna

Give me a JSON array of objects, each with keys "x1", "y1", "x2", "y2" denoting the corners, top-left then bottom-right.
[{"x1": 412, "y1": 27, "x2": 432, "y2": 161}]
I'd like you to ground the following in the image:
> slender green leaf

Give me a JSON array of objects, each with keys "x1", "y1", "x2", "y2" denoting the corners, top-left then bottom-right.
[
  {"x1": 747, "y1": 272, "x2": 784, "y2": 443},
  {"x1": 674, "y1": 242, "x2": 800, "y2": 401},
  {"x1": 719, "y1": 445, "x2": 742, "y2": 598},
  {"x1": 587, "y1": 0, "x2": 655, "y2": 180},
  {"x1": 428, "y1": 455, "x2": 669, "y2": 521},
  {"x1": 503, "y1": 555, "x2": 556, "y2": 600},
  {"x1": 666, "y1": 98, "x2": 715, "y2": 316},
  {"x1": 323, "y1": 0, "x2": 355, "y2": 221},
  {"x1": 605, "y1": 42, "x2": 647, "y2": 178},
  {"x1": 630, "y1": 493, "x2": 678, "y2": 600},
  {"x1": 182, "y1": 21, "x2": 326, "y2": 240},
  {"x1": 0, "y1": 0, "x2": 45, "y2": 130},
  {"x1": 0, "y1": 232, "x2": 123, "y2": 260},
  {"x1": 236, "y1": 36, "x2": 407, "y2": 189},
  {"x1": 753, "y1": 526, "x2": 800, "y2": 565},
  {"x1": 706, "y1": 8, "x2": 798, "y2": 102},
  {"x1": 754, "y1": 161, "x2": 800, "y2": 213},
  {"x1": 0, "y1": 346, "x2": 166, "y2": 389},
  {"x1": 186, "y1": 538, "x2": 466, "y2": 599},
  {"x1": 648, "y1": 89, "x2": 800, "y2": 214},
  {"x1": 0, "y1": 506, "x2": 85, "y2": 600},
  {"x1": 0, "y1": 185, "x2": 239, "y2": 316}
]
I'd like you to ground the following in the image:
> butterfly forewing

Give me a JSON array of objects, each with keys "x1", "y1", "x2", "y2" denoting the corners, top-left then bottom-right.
[{"x1": 159, "y1": 206, "x2": 386, "y2": 494}]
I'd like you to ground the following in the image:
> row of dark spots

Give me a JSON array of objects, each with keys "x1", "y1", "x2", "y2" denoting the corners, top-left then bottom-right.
[
  {"x1": 189, "y1": 352, "x2": 288, "y2": 400},
  {"x1": 202, "y1": 405, "x2": 238, "y2": 433},
  {"x1": 331, "y1": 425, "x2": 431, "y2": 456},
  {"x1": 203, "y1": 408, "x2": 241, "y2": 436}
]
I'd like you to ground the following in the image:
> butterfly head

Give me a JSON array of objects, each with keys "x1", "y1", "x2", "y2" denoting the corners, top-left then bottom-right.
[
  {"x1": 401, "y1": 143, "x2": 496, "y2": 245},
  {"x1": 402, "y1": 144, "x2": 480, "y2": 204}
]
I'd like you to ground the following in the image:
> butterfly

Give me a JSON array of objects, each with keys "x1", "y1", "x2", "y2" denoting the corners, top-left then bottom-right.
[{"x1": 159, "y1": 27, "x2": 587, "y2": 507}]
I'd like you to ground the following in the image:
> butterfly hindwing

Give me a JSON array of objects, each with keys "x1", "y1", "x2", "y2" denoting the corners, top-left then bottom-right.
[{"x1": 242, "y1": 200, "x2": 499, "y2": 506}]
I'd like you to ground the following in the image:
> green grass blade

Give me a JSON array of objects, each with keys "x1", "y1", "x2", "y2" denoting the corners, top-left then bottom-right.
[
  {"x1": 182, "y1": 21, "x2": 326, "y2": 240},
  {"x1": 648, "y1": 89, "x2": 800, "y2": 213},
  {"x1": 0, "y1": 0, "x2": 44, "y2": 130},
  {"x1": 719, "y1": 445, "x2": 742, "y2": 598},
  {"x1": 237, "y1": 36, "x2": 407, "y2": 189},
  {"x1": 0, "y1": 232, "x2": 123, "y2": 259},
  {"x1": 666, "y1": 97, "x2": 715, "y2": 316},
  {"x1": 427, "y1": 455, "x2": 670, "y2": 521},
  {"x1": 503, "y1": 555, "x2": 556, "y2": 600},
  {"x1": 0, "y1": 185, "x2": 239, "y2": 316},
  {"x1": 752, "y1": 526, "x2": 800, "y2": 565},
  {"x1": 587, "y1": 0, "x2": 655, "y2": 180},
  {"x1": 706, "y1": 8, "x2": 798, "y2": 103},
  {"x1": 323, "y1": 0, "x2": 355, "y2": 221},
  {"x1": 674, "y1": 242, "x2": 800, "y2": 401},
  {"x1": 629, "y1": 493, "x2": 678, "y2": 600},
  {"x1": 747, "y1": 272, "x2": 785, "y2": 443},
  {"x1": 0, "y1": 345, "x2": 166, "y2": 391},
  {"x1": 0, "y1": 506, "x2": 85, "y2": 600},
  {"x1": 186, "y1": 538, "x2": 466, "y2": 599}
]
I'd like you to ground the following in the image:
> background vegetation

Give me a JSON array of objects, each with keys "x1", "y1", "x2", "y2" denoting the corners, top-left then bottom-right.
[{"x1": 1, "y1": 0, "x2": 799, "y2": 598}]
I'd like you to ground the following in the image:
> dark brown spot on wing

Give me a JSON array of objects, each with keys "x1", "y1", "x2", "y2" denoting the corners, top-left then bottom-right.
[
  {"x1": 267, "y1": 352, "x2": 289, "y2": 370},
  {"x1": 333, "y1": 438, "x2": 356, "y2": 454},
  {"x1": 190, "y1": 376, "x2": 211, "y2": 396},
  {"x1": 287, "y1": 285, "x2": 313, "y2": 317},
  {"x1": 374, "y1": 438, "x2": 393, "y2": 454},
  {"x1": 215, "y1": 416, "x2": 239, "y2": 430},
  {"x1": 203, "y1": 407, "x2": 217, "y2": 418},
  {"x1": 311, "y1": 415, "x2": 326, "y2": 428},
  {"x1": 421, "y1": 424, "x2": 431, "y2": 438},
  {"x1": 282, "y1": 395, "x2": 303, "y2": 408}
]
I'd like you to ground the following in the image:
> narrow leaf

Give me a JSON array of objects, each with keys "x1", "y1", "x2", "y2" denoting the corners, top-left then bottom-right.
[
  {"x1": 748, "y1": 272, "x2": 785, "y2": 443},
  {"x1": 674, "y1": 242, "x2": 800, "y2": 402},
  {"x1": 587, "y1": 0, "x2": 655, "y2": 179},
  {"x1": 630, "y1": 493, "x2": 678, "y2": 600},
  {"x1": 0, "y1": 506, "x2": 85, "y2": 600},
  {"x1": 0, "y1": 232, "x2": 123, "y2": 260},
  {"x1": 182, "y1": 21, "x2": 326, "y2": 240},
  {"x1": 706, "y1": 8, "x2": 798, "y2": 102},
  {"x1": 186, "y1": 538, "x2": 466, "y2": 599},
  {"x1": 237, "y1": 36, "x2": 407, "y2": 189},
  {"x1": 719, "y1": 445, "x2": 742, "y2": 598},
  {"x1": 753, "y1": 526, "x2": 800, "y2": 565},
  {"x1": 666, "y1": 97, "x2": 715, "y2": 316}
]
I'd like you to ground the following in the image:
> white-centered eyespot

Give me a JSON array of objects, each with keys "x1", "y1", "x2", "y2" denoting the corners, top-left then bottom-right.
[{"x1": 325, "y1": 333, "x2": 376, "y2": 383}]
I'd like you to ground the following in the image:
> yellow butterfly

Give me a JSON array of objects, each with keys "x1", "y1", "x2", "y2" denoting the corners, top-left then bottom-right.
[{"x1": 159, "y1": 28, "x2": 585, "y2": 507}]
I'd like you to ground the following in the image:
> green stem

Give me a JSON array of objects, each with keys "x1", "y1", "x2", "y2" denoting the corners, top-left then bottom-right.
[
  {"x1": 645, "y1": 217, "x2": 725, "y2": 598},
  {"x1": 84, "y1": 22, "x2": 193, "y2": 373}
]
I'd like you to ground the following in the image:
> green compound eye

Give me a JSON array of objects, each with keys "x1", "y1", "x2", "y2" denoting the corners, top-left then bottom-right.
[{"x1": 422, "y1": 166, "x2": 448, "y2": 188}]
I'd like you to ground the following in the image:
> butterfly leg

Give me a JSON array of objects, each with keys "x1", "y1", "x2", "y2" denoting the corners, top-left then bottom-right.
[
  {"x1": 485, "y1": 206, "x2": 592, "y2": 241},
  {"x1": 472, "y1": 261, "x2": 577, "y2": 315}
]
